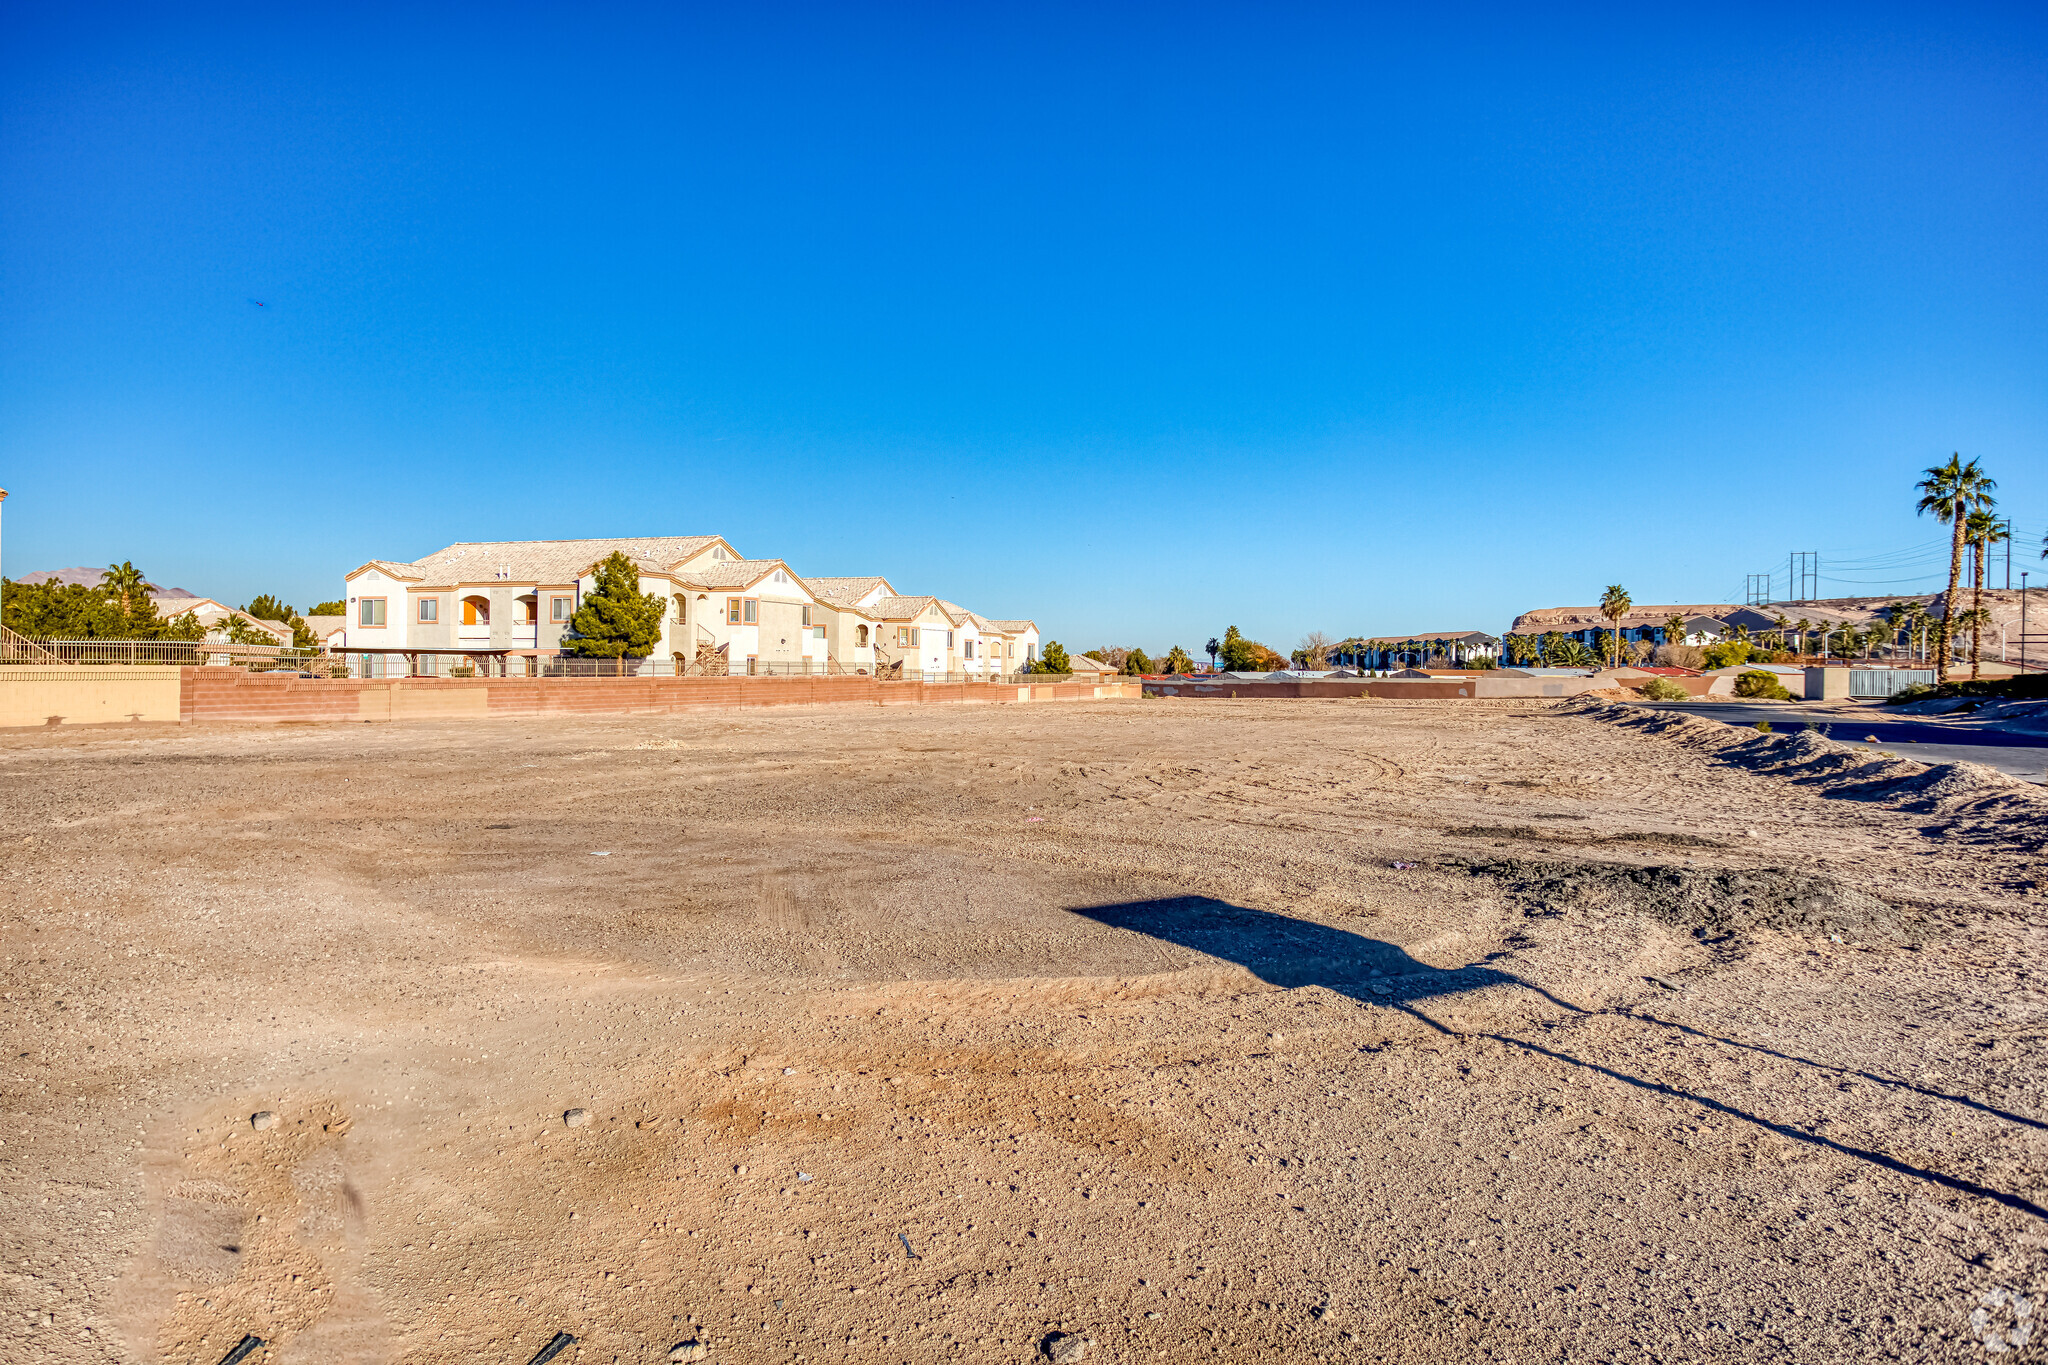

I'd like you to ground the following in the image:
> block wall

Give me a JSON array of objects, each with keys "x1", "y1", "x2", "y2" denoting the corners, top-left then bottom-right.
[{"x1": 176, "y1": 669, "x2": 1138, "y2": 724}]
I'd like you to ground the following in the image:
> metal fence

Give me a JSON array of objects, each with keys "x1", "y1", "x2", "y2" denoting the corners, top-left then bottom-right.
[
  {"x1": 0, "y1": 630, "x2": 326, "y2": 670},
  {"x1": 1848, "y1": 668, "x2": 1937, "y2": 698}
]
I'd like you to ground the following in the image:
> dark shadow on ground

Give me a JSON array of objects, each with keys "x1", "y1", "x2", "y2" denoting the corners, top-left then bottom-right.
[
  {"x1": 1071, "y1": 895, "x2": 1517, "y2": 1002},
  {"x1": 1070, "y1": 896, "x2": 2048, "y2": 1222}
]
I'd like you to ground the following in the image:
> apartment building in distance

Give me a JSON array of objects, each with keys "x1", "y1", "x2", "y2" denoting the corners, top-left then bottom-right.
[{"x1": 341, "y1": 536, "x2": 1040, "y2": 676}]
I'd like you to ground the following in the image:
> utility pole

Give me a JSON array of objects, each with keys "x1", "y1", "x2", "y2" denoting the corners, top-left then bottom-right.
[{"x1": 1786, "y1": 551, "x2": 1817, "y2": 603}]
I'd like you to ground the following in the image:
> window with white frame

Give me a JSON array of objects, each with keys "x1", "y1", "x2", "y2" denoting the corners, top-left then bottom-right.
[
  {"x1": 552, "y1": 595, "x2": 574, "y2": 622},
  {"x1": 358, "y1": 598, "x2": 386, "y2": 627},
  {"x1": 742, "y1": 598, "x2": 757, "y2": 624},
  {"x1": 418, "y1": 597, "x2": 438, "y2": 623}
]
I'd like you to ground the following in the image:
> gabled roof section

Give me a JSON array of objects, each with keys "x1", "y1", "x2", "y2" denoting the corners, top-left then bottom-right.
[
  {"x1": 809, "y1": 576, "x2": 897, "y2": 606},
  {"x1": 671, "y1": 559, "x2": 826, "y2": 600},
  {"x1": 865, "y1": 595, "x2": 946, "y2": 621},
  {"x1": 938, "y1": 601, "x2": 1015, "y2": 633},
  {"x1": 360, "y1": 537, "x2": 724, "y2": 589},
  {"x1": 345, "y1": 559, "x2": 426, "y2": 582},
  {"x1": 987, "y1": 618, "x2": 1036, "y2": 634}
]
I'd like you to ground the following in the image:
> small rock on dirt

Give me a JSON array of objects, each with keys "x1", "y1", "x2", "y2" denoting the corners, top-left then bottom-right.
[
  {"x1": 250, "y1": 1112, "x2": 278, "y2": 1130},
  {"x1": 1040, "y1": 1331, "x2": 1089, "y2": 1363},
  {"x1": 564, "y1": 1108, "x2": 592, "y2": 1127},
  {"x1": 668, "y1": 1342, "x2": 709, "y2": 1362}
]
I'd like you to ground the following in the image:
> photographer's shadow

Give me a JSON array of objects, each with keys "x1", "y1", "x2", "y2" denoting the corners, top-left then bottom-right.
[
  {"x1": 1069, "y1": 895, "x2": 1518, "y2": 1005},
  {"x1": 1071, "y1": 895, "x2": 2048, "y2": 1221}
]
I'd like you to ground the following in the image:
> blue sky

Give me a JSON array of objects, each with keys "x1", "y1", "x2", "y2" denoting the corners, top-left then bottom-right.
[{"x1": 3, "y1": 3, "x2": 2044, "y2": 649}]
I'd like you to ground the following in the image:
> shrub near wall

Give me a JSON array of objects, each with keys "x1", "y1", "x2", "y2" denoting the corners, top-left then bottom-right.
[{"x1": 1734, "y1": 670, "x2": 1792, "y2": 700}]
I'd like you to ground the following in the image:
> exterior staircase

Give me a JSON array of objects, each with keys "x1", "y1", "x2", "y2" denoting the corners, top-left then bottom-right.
[{"x1": 0, "y1": 626, "x2": 60, "y2": 664}]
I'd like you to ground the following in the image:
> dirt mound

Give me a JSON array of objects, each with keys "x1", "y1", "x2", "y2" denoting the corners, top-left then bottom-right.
[
  {"x1": 1565, "y1": 699, "x2": 1741, "y2": 751},
  {"x1": 1451, "y1": 857, "x2": 1912, "y2": 940},
  {"x1": 1574, "y1": 700, "x2": 2048, "y2": 851}
]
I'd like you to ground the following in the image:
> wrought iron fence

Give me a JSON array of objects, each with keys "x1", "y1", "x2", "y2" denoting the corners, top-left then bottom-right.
[{"x1": 0, "y1": 630, "x2": 324, "y2": 670}]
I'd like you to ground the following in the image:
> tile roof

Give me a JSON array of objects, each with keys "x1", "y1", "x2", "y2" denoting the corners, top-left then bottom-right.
[
  {"x1": 864, "y1": 595, "x2": 942, "y2": 620},
  {"x1": 936, "y1": 600, "x2": 1002, "y2": 630},
  {"x1": 809, "y1": 576, "x2": 893, "y2": 605},
  {"x1": 678, "y1": 558, "x2": 793, "y2": 590},
  {"x1": 362, "y1": 536, "x2": 726, "y2": 588},
  {"x1": 986, "y1": 619, "x2": 1037, "y2": 633}
]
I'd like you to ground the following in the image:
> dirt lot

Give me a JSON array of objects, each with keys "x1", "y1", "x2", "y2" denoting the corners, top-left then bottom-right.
[{"x1": 4, "y1": 697, "x2": 2047, "y2": 1365}]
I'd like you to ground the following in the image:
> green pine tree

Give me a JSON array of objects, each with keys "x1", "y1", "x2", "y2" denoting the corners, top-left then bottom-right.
[{"x1": 561, "y1": 552, "x2": 669, "y2": 658}]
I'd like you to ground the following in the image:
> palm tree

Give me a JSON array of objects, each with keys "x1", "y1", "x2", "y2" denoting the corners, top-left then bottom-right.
[
  {"x1": 1965, "y1": 509, "x2": 2007, "y2": 679},
  {"x1": 1916, "y1": 455, "x2": 1997, "y2": 680},
  {"x1": 1205, "y1": 637, "x2": 1221, "y2": 671},
  {"x1": 1890, "y1": 601, "x2": 1929, "y2": 663},
  {"x1": 1599, "y1": 585, "x2": 1631, "y2": 668},
  {"x1": 100, "y1": 561, "x2": 148, "y2": 613}
]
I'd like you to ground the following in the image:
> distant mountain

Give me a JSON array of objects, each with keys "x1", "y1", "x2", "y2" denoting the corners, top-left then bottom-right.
[{"x1": 16, "y1": 567, "x2": 196, "y2": 597}]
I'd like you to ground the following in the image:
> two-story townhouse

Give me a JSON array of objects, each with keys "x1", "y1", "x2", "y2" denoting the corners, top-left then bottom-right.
[
  {"x1": 338, "y1": 537, "x2": 1045, "y2": 678},
  {"x1": 808, "y1": 577, "x2": 902, "y2": 673},
  {"x1": 939, "y1": 602, "x2": 1019, "y2": 676},
  {"x1": 342, "y1": 536, "x2": 742, "y2": 674},
  {"x1": 985, "y1": 618, "x2": 1040, "y2": 671},
  {"x1": 674, "y1": 559, "x2": 839, "y2": 674},
  {"x1": 863, "y1": 596, "x2": 966, "y2": 677}
]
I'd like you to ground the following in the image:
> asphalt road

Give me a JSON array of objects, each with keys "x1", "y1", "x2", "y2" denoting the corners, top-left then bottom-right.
[{"x1": 1636, "y1": 700, "x2": 2048, "y2": 784}]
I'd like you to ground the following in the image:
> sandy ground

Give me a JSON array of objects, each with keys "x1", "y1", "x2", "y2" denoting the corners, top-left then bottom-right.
[{"x1": 4, "y1": 697, "x2": 2047, "y2": 1365}]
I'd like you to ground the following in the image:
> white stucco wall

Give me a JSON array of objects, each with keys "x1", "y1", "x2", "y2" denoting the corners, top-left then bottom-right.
[{"x1": 344, "y1": 569, "x2": 413, "y2": 651}]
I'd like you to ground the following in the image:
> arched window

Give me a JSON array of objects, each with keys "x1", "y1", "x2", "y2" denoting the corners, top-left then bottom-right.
[
  {"x1": 461, "y1": 595, "x2": 490, "y2": 626},
  {"x1": 856, "y1": 625, "x2": 868, "y2": 646}
]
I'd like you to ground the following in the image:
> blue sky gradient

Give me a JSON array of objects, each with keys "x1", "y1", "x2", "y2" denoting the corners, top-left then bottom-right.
[{"x1": 3, "y1": 3, "x2": 2043, "y2": 648}]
